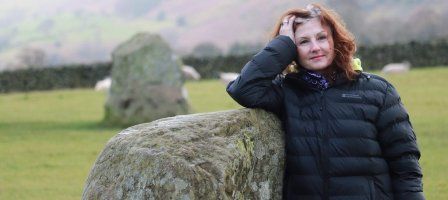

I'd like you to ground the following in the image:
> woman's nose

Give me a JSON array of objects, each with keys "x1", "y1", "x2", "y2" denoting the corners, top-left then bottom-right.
[{"x1": 310, "y1": 40, "x2": 321, "y2": 52}]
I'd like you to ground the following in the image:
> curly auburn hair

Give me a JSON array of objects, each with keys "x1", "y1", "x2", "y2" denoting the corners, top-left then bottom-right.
[{"x1": 270, "y1": 3, "x2": 358, "y2": 80}]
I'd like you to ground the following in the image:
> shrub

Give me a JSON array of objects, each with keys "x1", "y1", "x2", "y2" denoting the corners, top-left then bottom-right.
[{"x1": 0, "y1": 62, "x2": 111, "y2": 93}]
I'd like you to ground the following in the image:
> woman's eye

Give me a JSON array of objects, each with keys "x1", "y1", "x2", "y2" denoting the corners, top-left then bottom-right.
[
  {"x1": 318, "y1": 36, "x2": 327, "y2": 40},
  {"x1": 299, "y1": 40, "x2": 309, "y2": 45}
]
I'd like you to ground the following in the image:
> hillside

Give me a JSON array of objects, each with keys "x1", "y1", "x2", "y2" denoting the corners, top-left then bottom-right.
[{"x1": 0, "y1": 0, "x2": 446, "y2": 70}]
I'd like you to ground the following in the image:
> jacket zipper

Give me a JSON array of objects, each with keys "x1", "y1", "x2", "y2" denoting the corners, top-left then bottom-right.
[
  {"x1": 320, "y1": 89, "x2": 330, "y2": 200},
  {"x1": 321, "y1": 90, "x2": 330, "y2": 200}
]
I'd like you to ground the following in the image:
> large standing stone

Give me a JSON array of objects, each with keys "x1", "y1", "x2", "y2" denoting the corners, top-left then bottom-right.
[
  {"x1": 104, "y1": 33, "x2": 189, "y2": 126},
  {"x1": 83, "y1": 109, "x2": 285, "y2": 200}
]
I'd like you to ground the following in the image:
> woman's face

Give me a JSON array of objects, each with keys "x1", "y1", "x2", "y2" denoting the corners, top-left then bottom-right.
[{"x1": 294, "y1": 18, "x2": 335, "y2": 73}]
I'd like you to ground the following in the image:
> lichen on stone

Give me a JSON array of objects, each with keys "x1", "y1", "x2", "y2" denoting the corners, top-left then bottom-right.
[{"x1": 83, "y1": 108, "x2": 285, "y2": 200}]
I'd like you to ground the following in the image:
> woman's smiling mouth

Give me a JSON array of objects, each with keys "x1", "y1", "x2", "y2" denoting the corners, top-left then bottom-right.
[{"x1": 310, "y1": 55, "x2": 325, "y2": 60}]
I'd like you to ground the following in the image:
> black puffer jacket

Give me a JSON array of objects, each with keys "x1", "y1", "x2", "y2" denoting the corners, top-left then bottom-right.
[{"x1": 226, "y1": 35, "x2": 424, "y2": 200}]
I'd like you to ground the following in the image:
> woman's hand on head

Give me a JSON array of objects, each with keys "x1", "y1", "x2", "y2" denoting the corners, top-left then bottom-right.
[{"x1": 279, "y1": 15, "x2": 296, "y2": 44}]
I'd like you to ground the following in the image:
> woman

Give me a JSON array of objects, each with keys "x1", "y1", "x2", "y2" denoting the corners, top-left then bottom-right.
[{"x1": 226, "y1": 3, "x2": 424, "y2": 200}]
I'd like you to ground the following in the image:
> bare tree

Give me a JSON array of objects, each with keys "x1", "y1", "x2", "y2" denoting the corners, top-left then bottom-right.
[
  {"x1": 17, "y1": 47, "x2": 47, "y2": 68},
  {"x1": 192, "y1": 42, "x2": 223, "y2": 58},
  {"x1": 327, "y1": 0, "x2": 364, "y2": 41},
  {"x1": 405, "y1": 6, "x2": 443, "y2": 41}
]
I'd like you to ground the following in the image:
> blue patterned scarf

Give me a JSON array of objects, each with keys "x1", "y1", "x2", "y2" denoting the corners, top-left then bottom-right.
[{"x1": 297, "y1": 69, "x2": 330, "y2": 90}]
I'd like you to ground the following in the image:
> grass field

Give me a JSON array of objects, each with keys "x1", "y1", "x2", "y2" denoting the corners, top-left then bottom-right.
[{"x1": 0, "y1": 67, "x2": 447, "y2": 199}]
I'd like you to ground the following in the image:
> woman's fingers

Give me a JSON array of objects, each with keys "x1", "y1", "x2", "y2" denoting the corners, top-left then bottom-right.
[
  {"x1": 282, "y1": 15, "x2": 293, "y2": 28},
  {"x1": 280, "y1": 15, "x2": 296, "y2": 44},
  {"x1": 289, "y1": 15, "x2": 296, "y2": 30}
]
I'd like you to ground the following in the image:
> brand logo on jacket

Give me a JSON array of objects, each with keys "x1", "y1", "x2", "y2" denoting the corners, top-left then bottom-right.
[{"x1": 341, "y1": 93, "x2": 362, "y2": 99}]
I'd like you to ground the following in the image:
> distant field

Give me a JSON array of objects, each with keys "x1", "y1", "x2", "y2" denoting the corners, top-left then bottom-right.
[{"x1": 0, "y1": 67, "x2": 447, "y2": 199}]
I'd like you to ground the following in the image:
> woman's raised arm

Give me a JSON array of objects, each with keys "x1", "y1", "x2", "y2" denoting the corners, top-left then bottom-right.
[{"x1": 226, "y1": 35, "x2": 297, "y2": 115}]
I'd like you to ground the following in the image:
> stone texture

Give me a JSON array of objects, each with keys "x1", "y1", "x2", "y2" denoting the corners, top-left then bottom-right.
[
  {"x1": 104, "y1": 33, "x2": 189, "y2": 126},
  {"x1": 83, "y1": 108, "x2": 285, "y2": 200}
]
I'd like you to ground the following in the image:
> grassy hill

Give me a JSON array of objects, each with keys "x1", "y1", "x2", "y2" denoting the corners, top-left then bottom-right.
[{"x1": 0, "y1": 67, "x2": 447, "y2": 199}]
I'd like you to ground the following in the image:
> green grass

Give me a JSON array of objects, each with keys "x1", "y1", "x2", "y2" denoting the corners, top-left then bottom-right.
[
  {"x1": 381, "y1": 67, "x2": 448, "y2": 199},
  {"x1": 0, "y1": 67, "x2": 447, "y2": 199},
  {"x1": 0, "y1": 80, "x2": 240, "y2": 200}
]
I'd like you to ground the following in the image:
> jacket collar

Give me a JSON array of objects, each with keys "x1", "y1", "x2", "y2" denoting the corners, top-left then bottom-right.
[{"x1": 284, "y1": 69, "x2": 359, "y2": 91}]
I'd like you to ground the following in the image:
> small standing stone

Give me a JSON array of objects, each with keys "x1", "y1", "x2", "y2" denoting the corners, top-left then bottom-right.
[{"x1": 104, "y1": 33, "x2": 189, "y2": 126}]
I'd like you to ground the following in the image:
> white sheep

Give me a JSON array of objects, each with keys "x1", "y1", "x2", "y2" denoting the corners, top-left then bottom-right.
[
  {"x1": 381, "y1": 61, "x2": 411, "y2": 74},
  {"x1": 181, "y1": 65, "x2": 201, "y2": 80},
  {"x1": 94, "y1": 77, "x2": 111, "y2": 91},
  {"x1": 219, "y1": 72, "x2": 239, "y2": 85}
]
